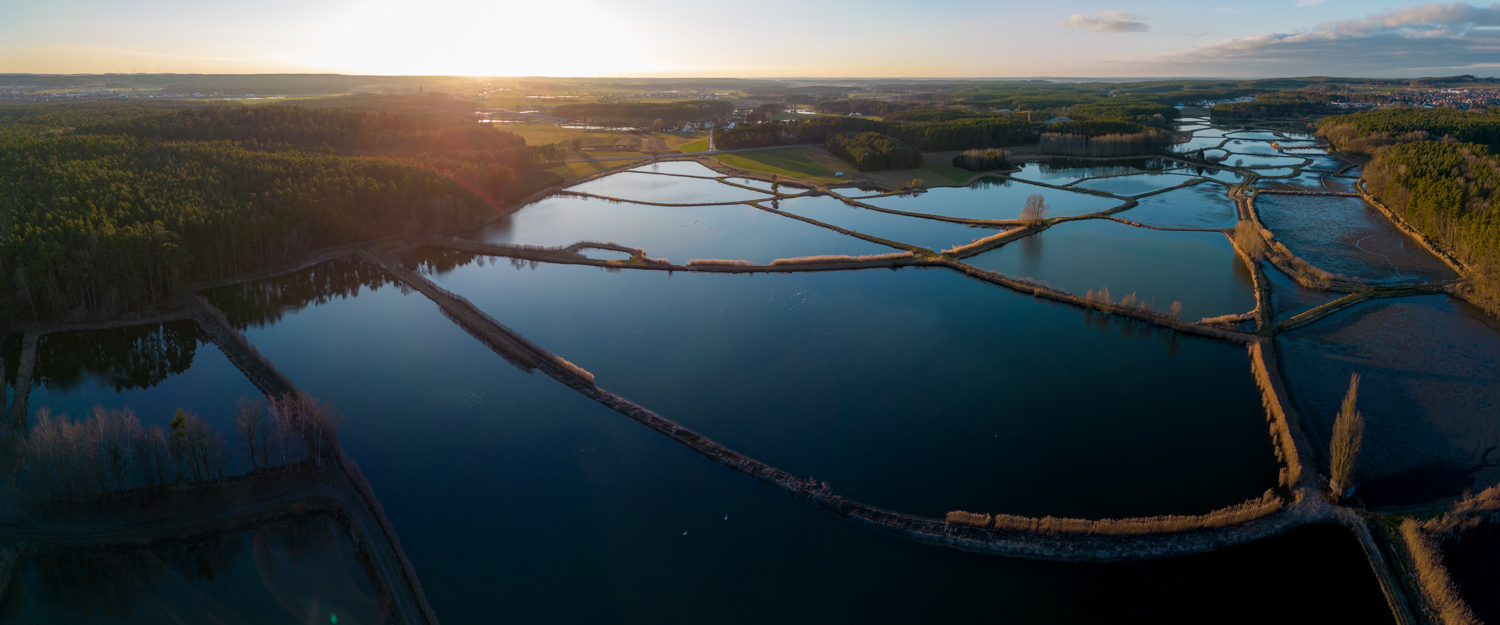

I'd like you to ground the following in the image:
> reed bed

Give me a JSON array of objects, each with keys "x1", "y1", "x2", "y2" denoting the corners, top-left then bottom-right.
[
  {"x1": 946, "y1": 492, "x2": 1281, "y2": 536},
  {"x1": 941, "y1": 229, "x2": 1019, "y2": 256},
  {"x1": 686, "y1": 258, "x2": 756, "y2": 267},
  {"x1": 1249, "y1": 342, "x2": 1305, "y2": 488},
  {"x1": 641, "y1": 256, "x2": 673, "y2": 265},
  {"x1": 767, "y1": 251, "x2": 915, "y2": 265},
  {"x1": 1402, "y1": 519, "x2": 1481, "y2": 625}
]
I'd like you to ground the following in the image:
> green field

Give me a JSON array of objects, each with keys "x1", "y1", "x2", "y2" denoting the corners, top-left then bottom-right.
[{"x1": 712, "y1": 147, "x2": 849, "y2": 185}]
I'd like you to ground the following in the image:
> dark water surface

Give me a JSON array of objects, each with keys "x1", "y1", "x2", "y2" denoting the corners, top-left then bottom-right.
[{"x1": 2, "y1": 515, "x2": 382, "y2": 624}]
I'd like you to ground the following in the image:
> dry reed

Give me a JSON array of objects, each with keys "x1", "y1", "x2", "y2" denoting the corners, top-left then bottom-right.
[
  {"x1": 686, "y1": 259, "x2": 756, "y2": 267},
  {"x1": 1249, "y1": 343, "x2": 1303, "y2": 488},
  {"x1": 768, "y1": 251, "x2": 915, "y2": 265},
  {"x1": 946, "y1": 492, "x2": 1280, "y2": 536},
  {"x1": 1402, "y1": 519, "x2": 1481, "y2": 625},
  {"x1": 941, "y1": 229, "x2": 1017, "y2": 256}
]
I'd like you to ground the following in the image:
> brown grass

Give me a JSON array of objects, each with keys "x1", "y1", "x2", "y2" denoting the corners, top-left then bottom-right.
[
  {"x1": 686, "y1": 258, "x2": 755, "y2": 267},
  {"x1": 1402, "y1": 519, "x2": 1481, "y2": 625},
  {"x1": 941, "y1": 229, "x2": 1017, "y2": 256},
  {"x1": 768, "y1": 251, "x2": 915, "y2": 265},
  {"x1": 1249, "y1": 342, "x2": 1305, "y2": 489},
  {"x1": 946, "y1": 492, "x2": 1280, "y2": 536}
]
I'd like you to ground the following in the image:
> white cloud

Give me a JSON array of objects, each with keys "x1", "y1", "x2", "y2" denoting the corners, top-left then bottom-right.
[
  {"x1": 1059, "y1": 11, "x2": 1150, "y2": 33},
  {"x1": 1173, "y1": 2, "x2": 1500, "y2": 73}
]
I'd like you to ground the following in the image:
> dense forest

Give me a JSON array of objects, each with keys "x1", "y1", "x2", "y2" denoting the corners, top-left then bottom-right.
[
  {"x1": 551, "y1": 100, "x2": 733, "y2": 122},
  {"x1": 1037, "y1": 130, "x2": 1174, "y2": 157},
  {"x1": 715, "y1": 116, "x2": 1037, "y2": 151},
  {"x1": 1363, "y1": 141, "x2": 1500, "y2": 310},
  {"x1": 1212, "y1": 93, "x2": 1334, "y2": 119},
  {"x1": 951, "y1": 148, "x2": 1014, "y2": 172},
  {"x1": 0, "y1": 99, "x2": 560, "y2": 325},
  {"x1": 1318, "y1": 108, "x2": 1500, "y2": 154},
  {"x1": 824, "y1": 133, "x2": 923, "y2": 171}
]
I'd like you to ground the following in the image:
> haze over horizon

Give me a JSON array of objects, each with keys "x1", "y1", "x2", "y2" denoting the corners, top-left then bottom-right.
[{"x1": 3, "y1": 0, "x2": 1499, "y2": 79}]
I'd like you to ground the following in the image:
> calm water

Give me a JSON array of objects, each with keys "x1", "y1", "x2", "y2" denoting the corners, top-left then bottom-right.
[
  {"x1": 861, "y1": 178, "x2": 1123, "y2": 219},
  {"x1": 2, "y1": 515, "x2": 383, "y2": 624},
  {"x1": 964, "y1": 219, "x2": 1258, "y2": 321},
  {"x1": 630, "y1": 161, "x2": 723, "y2": 178},
  {"x1": 1007, "y1": 159, "x2": 1170, "y2": 185},
  {"x1": 569, "y1": 172, "x2": 771, "y2": 204},
  {"x1": 467, "y1": 194, "x2": 896, "y2": 264},
  {"x1": 4, "y1": 321, "x2": 263, "y2": 440},
  {"x1": 1255, "y1": 195, "x2": 1458, "y2": 283},
  {"x1": 1221, "y1": 139, "x2": 1286, "y2": 156},
  {"x1": 1263, "y1": 262, "x2": 1341, "y2": 322},
  {"x1": 1277, "y1": 295, "x2": 1500, "y2": 506},
  {"x1": 774, "y1": 195, "x2": 1001, "y2": 251},
  {"x1": 193, "y1": 262, "x2": 1381, "y2": 623},
  {"x1": 1256, "y1": 172, "x2": 1357, "y2": 194},
  {"x1": 1172, "y1": 136, "x2": 1229, "y2": 152},
  {"x1": 1122, "y1": 183, "x2": 1239, "y2": 229},
  {"x1": 1445, "y1": 528, "x2": 1500, "y2": 623},
  {"x1": 1073, "y1": 173, "x2": 1196, "y2": 196},
  {"x1": 1221, "y1": 153, "x2": 1309, "y2": 169}
]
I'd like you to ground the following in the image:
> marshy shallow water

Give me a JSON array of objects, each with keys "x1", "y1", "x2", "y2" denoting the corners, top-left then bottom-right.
[
  {"x1": 1255, "y1": 194, "x2": 1458, "y2": 284},
  {"x1": 860, "y1": 178, "x2": 1122, "y2": 219},
  {"x1": 1277, "y1": 295, "x2": 1500, "y2": 506}
]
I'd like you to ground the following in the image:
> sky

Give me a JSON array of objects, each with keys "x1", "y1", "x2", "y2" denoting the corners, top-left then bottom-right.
[{"x1": 1, "y1": 0, "x2": 1498, "y2": 78}]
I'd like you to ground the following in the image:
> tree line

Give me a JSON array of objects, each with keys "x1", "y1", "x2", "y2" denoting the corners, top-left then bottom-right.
[
  {"x1": 714, "y1": 116, "x2": 1038, "y2": 151},
  {"x1": 0, "y1": 102, "x2": 561, "y2": 325},
  {"x1": 1318, "y1": 107, "x2": 1500, "y2": 154},
  {"x1": 551, "y1": 100, "x2": 733, "y2": 122},
  {"x1": 1364, "y1": 140, "x2": 1500, "y2": 312},
  {"x1": 825, "y1": 132, "x2": 923, "y2": 171},
  {"x1": 19, "y1": 391, "x2": 340, "y2": 501}
]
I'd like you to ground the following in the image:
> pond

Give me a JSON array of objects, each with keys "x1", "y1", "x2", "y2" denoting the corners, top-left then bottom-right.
[
  {"x1": 4, "y1": 321, "x2": 263, "y2": 453},
  {"x1": 631, "y1": 160, "x2": 723, "y2": 178},
  {"x1": 1254, "y1": 195, "x2": 1458, "y2": 284},
  {"x1": 1277, "y1": 295, "x2": 1500, "y2": 506},
  {"x1": 1263, "y1": 262, "x2": 1342, "y2": 322},
  {"x1": 963, "y1": 219, "x2": 1258, "y2": 321},
  {"x1": 1072, "y1": 173, "x2": 1197, "y2": 197},
  {"x1": 465, "y1": 194, "x2": 896, "y2": 264},
  {"x1": 1122, "y1": 183, "x2": 1239, "y2": 229},
  {"x1": 860, "y1": 178, "x2": 1123, "y2": 220},
  {"x1": 1256, "y1": 173, "x2": 1357, "y2": 194},
  {"x1": 1007, "y1": 158, "x2": 1175, "y2": 185},
  {"x1": 423, "y1": 257, "x2": 1280, "y2": 520},
  {"x1": 2, "y1": 515, "x2": 383, "y2": 625},
  {"x1": 568, "y1": 172, "x2": 771, "y2": 204},
  {"x1": 1445, "y1": 528, "x2": 1500, "y2": 623},
  {"x1": 773, "y1": 195, "x2": 1001, "y2": 251},
  {"x1": 181, "y1": 259, "x2": 1372, "y2": 623}
]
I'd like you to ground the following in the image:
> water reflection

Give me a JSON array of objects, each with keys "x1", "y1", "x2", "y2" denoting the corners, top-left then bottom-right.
[{"x1": 6, "y1": 515, "x2": 383, "y2": 624}]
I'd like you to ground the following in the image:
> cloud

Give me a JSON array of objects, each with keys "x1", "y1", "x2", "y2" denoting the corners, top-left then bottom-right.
[
  {"x1": 1059, "y1": 11, "x2": 1150, "y2": 33},
  {"x1": 1172, "y1": 2, "x2": 1500, "y2": 73}
]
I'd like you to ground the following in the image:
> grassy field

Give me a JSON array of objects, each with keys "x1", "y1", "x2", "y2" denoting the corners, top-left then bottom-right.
[
  {"x1": 501, "y1": 124, "x2": 706, "y2": 157},
  {"x1": 678, "y1": 137, "x2": 710, "y2": 153},
  {"x1": 547, "y1": 158, "x2": 646, "y2": 182},
  {"x1": 711, "y1": 147, "x2": 851, "y2": 185},
  {"x1": 712, "y1": 146, "x2": 980, "y2": 189}
]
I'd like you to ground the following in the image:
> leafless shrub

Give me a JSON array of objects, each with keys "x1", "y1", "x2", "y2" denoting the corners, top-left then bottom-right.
[{"x1": 1020, "y1": 194, "x2": 1049, "y2": 226}]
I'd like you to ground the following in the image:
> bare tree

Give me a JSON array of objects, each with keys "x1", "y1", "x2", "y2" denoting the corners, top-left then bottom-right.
[
  {"x1": 1020, "y1": 194, "x2": 1049, "y2": 226},
  {"x1": 1329, "y1": 373, "x2": 1365, "y2": 499},
  {"x1": 235, "y1": 398, "x2": 270, "y2": 470},
  {"x1": 268, "y1": 392, "x2": 342, "y2": 464}
]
